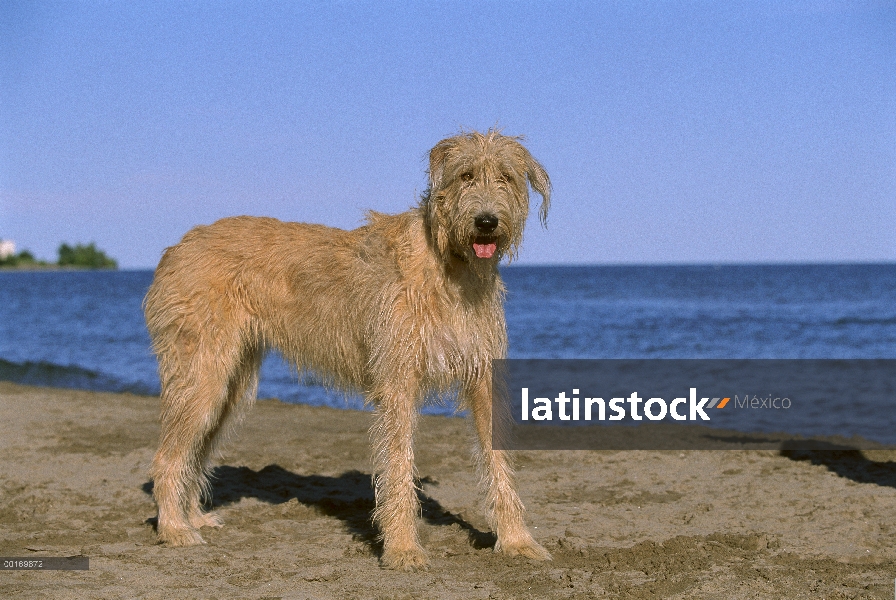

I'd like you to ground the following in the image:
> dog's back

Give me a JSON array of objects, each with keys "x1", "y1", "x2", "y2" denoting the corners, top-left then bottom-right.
[{"x1": 146, "y1": 215, "x2": 384, "y2": 391}]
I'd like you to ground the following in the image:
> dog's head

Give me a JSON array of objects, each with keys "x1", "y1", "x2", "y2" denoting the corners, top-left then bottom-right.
[{"x1": 422, "y1": 130, "x2": 550, "y2": 266}]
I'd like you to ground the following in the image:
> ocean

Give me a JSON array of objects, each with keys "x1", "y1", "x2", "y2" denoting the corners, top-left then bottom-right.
[{"x1": 1, "y1": 265, "x2": 895, "y2": 440}]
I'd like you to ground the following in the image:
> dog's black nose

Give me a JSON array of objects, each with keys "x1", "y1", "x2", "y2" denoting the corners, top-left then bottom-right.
[{"x1": 474, "y1": 214, "x2": 499, "y2": 235}]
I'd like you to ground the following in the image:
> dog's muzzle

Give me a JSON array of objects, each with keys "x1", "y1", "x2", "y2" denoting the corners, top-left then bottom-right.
[{"x1": 473, "y1": 214, "x2": 499, "y2": 258}]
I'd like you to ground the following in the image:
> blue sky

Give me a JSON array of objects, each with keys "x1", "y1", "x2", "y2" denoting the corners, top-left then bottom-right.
[{"x1": 2, "y1": 1, "x2": 894, "y2": 268}]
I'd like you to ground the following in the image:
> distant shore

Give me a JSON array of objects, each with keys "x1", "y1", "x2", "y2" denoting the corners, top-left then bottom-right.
[{"x1": 0, "y1": 264, "x2": 118, "y2": 271}]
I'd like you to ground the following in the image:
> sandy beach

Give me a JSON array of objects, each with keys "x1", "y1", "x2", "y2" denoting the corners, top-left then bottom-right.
[{"x1": 1, "y1": 380, "x2": 895, "y2": 599}]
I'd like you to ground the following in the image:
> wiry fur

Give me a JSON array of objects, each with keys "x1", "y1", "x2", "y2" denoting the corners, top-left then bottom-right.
[{"x1": 144, "y1": 130, "x2": 552, "y2": 570}]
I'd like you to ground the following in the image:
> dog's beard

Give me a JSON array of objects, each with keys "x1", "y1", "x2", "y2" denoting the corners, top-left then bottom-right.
[{"x1": 466, "y1": 252, "x2": 497, "y2": 282}]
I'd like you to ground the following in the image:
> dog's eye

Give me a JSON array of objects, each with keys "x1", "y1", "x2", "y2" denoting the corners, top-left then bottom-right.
[
  {"x1": 497, "y1": 172, "x2": 512, "y2": 184},
  {"x1": 460, "y1": 172, "x2": 474, "y2": 183}
]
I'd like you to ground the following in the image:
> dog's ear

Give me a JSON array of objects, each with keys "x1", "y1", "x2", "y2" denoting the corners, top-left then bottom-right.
[
  {"x1": 427, "y1": 138, "x2": 455, "y2": 193},
  {"x1": 423, "y1": 138, "x2": 455, "y2": 259},
  {"x1": 526, "y1": 155, "x2": 551, "y2": 228}
]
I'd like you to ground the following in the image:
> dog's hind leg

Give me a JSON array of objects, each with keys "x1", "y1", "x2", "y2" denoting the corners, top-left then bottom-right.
[
  {"x1": 150, "y1": 328, "x2": 258, "y2": 547},
  {"x1": 465, "y1": 376, "x2": 552, "y2": 561},
  {"x1": 189, "y1": 342, "x2": 262, "y2": 530}
]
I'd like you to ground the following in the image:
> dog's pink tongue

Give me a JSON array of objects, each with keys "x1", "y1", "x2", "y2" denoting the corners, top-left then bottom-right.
[{"x1": 473, "y1": 242, "x2": 497, "y2": 259}]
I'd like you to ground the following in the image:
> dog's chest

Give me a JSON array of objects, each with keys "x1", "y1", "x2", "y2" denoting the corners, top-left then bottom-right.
[{"x1": 415, "y1": 292, "x2": 505, "y2": 381}]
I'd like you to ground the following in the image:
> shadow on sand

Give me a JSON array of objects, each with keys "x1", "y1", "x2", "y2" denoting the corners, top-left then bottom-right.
[
  {"x1": 143, "y1": 465, "x2": 496, "y2": 555},
  {"x1": 780, "y1": 440, "x2": 896, "y2": 489}
]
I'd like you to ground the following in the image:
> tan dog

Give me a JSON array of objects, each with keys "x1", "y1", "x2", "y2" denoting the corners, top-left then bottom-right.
[{"x1": 144, "y1": 130, "x2": 552, "y2": 570}]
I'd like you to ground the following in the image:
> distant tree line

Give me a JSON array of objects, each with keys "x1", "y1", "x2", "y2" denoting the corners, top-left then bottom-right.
[
  {"x1": 0, "y1": 243, "x2": 117, "y2": 269},
  {"x1": 57, "y1": 243, "x2": 117, "y2": 268}
]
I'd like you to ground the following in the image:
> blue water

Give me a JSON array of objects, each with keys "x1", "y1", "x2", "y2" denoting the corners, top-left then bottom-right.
[{"x1": 1, "y1": 265, "x2": 895, "y2": 436}]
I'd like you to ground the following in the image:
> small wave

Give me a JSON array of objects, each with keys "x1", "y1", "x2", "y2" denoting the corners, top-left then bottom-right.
[
  {"x1": 831, "y1": 316, "x2": 896, "y2": 326},
  {"x1": 0, "y1": 358, "x2": 157, "y2": 396}
]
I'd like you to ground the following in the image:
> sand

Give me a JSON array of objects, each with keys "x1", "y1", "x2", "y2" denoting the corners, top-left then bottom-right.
[{"x1": 1, "y1": 381, "x2": 895, "y2": 599}]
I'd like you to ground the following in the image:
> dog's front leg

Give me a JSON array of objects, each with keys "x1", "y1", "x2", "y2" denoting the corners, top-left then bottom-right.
[
  {"x1": 370, "y1": 392, "x2": 428, "y2": 571},
  {"x1": 466, "y1": 377, "x2": 552, "y2": 561}
]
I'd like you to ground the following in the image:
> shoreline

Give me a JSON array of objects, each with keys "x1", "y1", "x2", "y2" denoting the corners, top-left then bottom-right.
[
  {"x1": 1, "y1": 381, "x2": 895, "y2": 598},
  {"x1": 3, "y1": 366, "x2": 894, "y2": 451}
]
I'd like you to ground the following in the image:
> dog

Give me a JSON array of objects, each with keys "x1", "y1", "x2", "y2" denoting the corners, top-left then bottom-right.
[{"x1": 144, "y1": 130, "x2": 552, "y2": 570}]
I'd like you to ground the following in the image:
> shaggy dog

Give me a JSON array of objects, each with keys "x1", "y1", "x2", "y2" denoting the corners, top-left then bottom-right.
[{"x1": 144, "y1": 130, "x2": 552, "y2": 570}]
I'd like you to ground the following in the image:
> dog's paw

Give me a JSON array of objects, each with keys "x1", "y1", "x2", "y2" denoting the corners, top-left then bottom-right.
[
  {"x1": 159, "y1": 526, "x2": 206, "y2": 547},
  {"x1": 191, "y1": 510, "x2": 224, "y2": 529},
  {"x1": 496, "y1": 537, "x2": 552, "y2": 561},
  {"x1": 381, "y1": 545, "x2": 429, "y2": 571}
]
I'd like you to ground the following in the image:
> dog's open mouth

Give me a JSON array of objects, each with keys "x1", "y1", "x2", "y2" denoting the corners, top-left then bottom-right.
[{"x1": 472, "y1": 236, "x2": 498, "y2": 259}]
